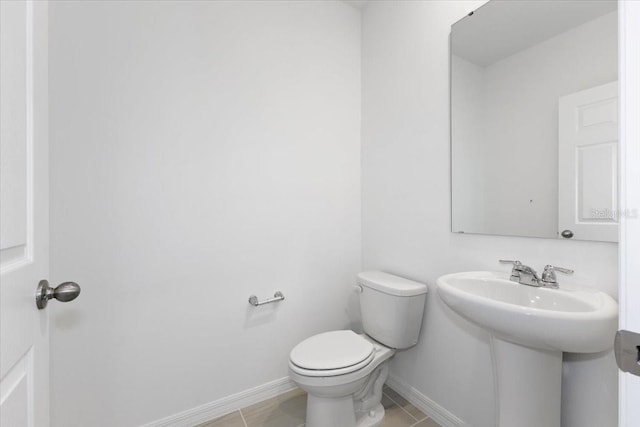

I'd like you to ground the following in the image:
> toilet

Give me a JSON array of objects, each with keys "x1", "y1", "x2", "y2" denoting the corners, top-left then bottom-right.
[{"x1": 288, "y1": 271, "x2": 428, "y2": 427}]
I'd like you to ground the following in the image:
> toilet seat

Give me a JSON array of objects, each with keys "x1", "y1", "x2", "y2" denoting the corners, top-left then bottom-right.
[{"x1": 289, "y1": 330, "x2": 375, "y2": 377}]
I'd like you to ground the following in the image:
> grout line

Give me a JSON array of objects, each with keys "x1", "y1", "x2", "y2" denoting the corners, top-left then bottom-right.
[
  {"x1": 383, "y1": 391, "x2": 425, "y2": 423},
  {"x1": 409, "y1": 416, "x2": 441, "y2": 427},
  {"x1": 238, "y1": 409, "x2": 248, "y2": 427},
  {"x1": 409, "y1": 416, "x2": 439, "y2": 427}
]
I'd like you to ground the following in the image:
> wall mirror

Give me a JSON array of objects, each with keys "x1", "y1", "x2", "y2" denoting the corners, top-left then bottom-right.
[{"x1": 450, "y1": 0, "x2": 619, "y2": 242}]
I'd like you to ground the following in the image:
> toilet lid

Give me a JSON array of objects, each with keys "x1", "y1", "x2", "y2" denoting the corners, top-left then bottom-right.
[{"x1": 290, "y1": 330, "x2": 374, "y2": 371}]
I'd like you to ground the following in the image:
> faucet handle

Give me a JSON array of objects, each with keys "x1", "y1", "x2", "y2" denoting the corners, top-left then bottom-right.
[
  {"x1": 541, "y1": 265, "x2": 574, "y2": 287},
  {"x1": 499, "y1": 260, "x2": 523, "y2": 282},
  {"x1": 543, "y1": 265, "x2": 574, "y2": 275},
  {"x1": 499, "y1": 260, "x2": 522, "y2": 266}
]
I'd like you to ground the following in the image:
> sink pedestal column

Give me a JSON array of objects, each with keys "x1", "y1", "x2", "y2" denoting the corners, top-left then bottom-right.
[{"x1": 491, "y1": 336, "x2": 562, "y2": 427}]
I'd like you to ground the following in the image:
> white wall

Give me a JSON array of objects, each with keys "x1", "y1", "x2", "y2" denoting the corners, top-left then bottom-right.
[
  {"x1": 362, "y1": 1, "x2": 618, "y2": 426},
  {"x1": 48, "y1": 1, "x2": 361, "y2": 426},
  {"x1": 451, "y1": 54, "x2": 486, "y2": 234}
]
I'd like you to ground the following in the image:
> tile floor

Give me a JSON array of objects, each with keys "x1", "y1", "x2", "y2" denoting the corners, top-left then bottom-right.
[{"x1": 197, "y1": 385, "x2": 442, "y2": 427}]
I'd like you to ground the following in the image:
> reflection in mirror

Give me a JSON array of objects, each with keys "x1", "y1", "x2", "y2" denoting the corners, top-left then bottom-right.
[{"x1": 451, "y1": 0, "x2": 618, "y2": 242}]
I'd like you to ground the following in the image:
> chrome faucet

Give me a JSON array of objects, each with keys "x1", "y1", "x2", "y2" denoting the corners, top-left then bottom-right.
[
  {"x1": 499, "y1": 260, "x2": 573, "y2": 288},
  {"x1": 540, "y1": 265, "x2": 574, "y2": 288},
  {"x1": 500, "y1": 260, "x2": 540, "y2": 286},
  {"x1": 501, "y1": 259, "x2": 522, "y2": 282}
]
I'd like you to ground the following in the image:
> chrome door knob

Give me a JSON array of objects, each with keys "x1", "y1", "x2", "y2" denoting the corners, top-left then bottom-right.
[
  {"x1": 36, "y1": 280, "x2": 81, "y2": 309},
  {"x1": 560, "y1": 229, "x2": 574, "y2": 239}
]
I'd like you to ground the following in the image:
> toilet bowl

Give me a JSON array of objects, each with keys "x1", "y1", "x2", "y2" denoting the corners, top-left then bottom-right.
[{"x1": 288, "y1": 271, "x2": 428, "y2": 427}]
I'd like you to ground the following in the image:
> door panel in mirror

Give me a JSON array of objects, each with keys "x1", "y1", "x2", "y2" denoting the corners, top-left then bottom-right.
[{"x1": 558, "y1": 82, "x2": 618, "y2": 242}]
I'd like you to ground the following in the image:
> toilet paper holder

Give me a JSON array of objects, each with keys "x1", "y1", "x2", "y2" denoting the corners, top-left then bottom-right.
[{"x1": 248, "y1": 291, "x2": 285, "y2": 307}]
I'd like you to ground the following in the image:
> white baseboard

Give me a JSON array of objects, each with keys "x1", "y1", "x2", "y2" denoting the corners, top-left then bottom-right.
[
  {"x1": 141, "y1": 373, "x2": 462, "y2": 427},
  {"x1": 385, "y1": 374, "x2": 468, "y2": 427},
  {"x1": 141, "y1": 377, "x2": 296, "y2": 427}
]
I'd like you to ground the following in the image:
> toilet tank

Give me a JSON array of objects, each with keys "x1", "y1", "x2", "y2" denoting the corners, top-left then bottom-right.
[{"x1": 357, "y1": 271, "x2": 428, "y2": 349}]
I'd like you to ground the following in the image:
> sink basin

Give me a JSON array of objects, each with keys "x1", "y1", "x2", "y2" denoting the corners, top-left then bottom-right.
[
  {"x1": 437, "y1": 271, "x2": 618, "y2": 427},
  {"x1": 438, "y1": 271, "x2": 618, "y2": 427},
  {"x1": 437, "y1": 271, "x2": 618, "y2": 353}
]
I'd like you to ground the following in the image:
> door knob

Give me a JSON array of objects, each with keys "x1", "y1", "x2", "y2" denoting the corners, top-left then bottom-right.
[
  {"x1": 560, "y1": 229, "x2": 574, "y2": 239},
  {"x1": 36, "y1": 280, "x2": 81, "y2": 309}
]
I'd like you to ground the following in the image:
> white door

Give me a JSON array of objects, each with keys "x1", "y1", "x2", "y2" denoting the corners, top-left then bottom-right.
[
  {"x1": 1, "y1": 1, "x2": 50, "y2": 426},
  {"x1": 558, "y1": 81, "x2": 618, "y2": 242},
  {"x1": 618, "y1": 1, "x2": 640, "y2": 426}
]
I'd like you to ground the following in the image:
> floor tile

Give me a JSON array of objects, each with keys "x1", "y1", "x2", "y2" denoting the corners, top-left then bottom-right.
[
  {"x1": 379, "y1": 394, "x2": 419, "y2": 427},
  {"x1": 242, "y1": 388, "x2": 307, "y2": 427},
  {"x1": 411, "y1": 418, "x2": 441, "y2": 427},
  {"x1": 196, "y1": 410, "x2": 246, "y2": 427},
  {"x1": 199, "y1": 385, "x2": 438, "y2": 427},
  {"x1": 383, "y1": 388, "x2": 427, "y2": 421}
]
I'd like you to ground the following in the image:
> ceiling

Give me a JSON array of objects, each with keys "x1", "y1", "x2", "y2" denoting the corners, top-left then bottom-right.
[{"x1": 452, "y1": 0, "x2": 617, "y2": 66}]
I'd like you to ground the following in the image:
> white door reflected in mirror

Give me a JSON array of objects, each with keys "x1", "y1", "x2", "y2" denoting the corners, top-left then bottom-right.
[{"x1": 558, "y1": 81, "x2": 619, "y2": 242}]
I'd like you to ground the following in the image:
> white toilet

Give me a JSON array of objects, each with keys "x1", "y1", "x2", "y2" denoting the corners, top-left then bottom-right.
[{"x1": 288, "y1": 271, "x2": 428, "y2": 427}]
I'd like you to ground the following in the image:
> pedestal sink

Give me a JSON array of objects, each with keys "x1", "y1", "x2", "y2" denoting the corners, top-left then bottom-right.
[{"x1": 437, "y1": 271, "x2": 618, "y2": 427}]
